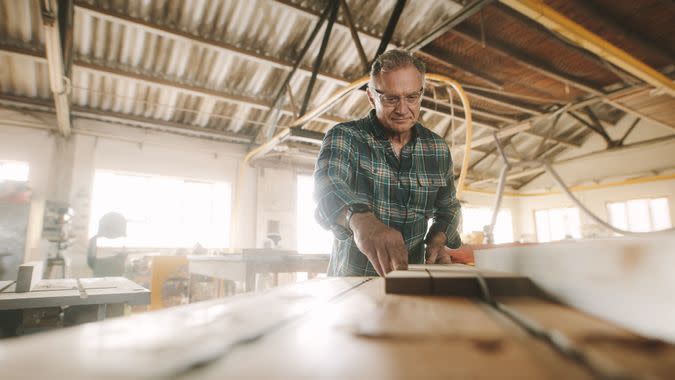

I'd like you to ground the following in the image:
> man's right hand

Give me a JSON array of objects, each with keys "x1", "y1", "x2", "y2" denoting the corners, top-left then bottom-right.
[{"x1": 349, "y1": 213, "x2": 408, "y2": 276}]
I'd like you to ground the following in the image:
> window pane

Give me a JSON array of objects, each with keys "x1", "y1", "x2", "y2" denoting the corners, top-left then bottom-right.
[
  {"x1": 297, "y1": 175, "x2": 333, "y2": 254},
  {"x1": 548, "y1": 208, "x2": 566, "y2": 241},
  {"x1": 462, "y1": 206, "x2": 513, "y2": 243},
  {"x1": 535, "y1": 210, "x2": 550, "y2": 243},
  {"x1": 494, "y1": 210, "x2": 514, "y2": 244},
  {"x1": 0, "y1": 161, "x2": 30, "y2": 181},
  {"x1": 90, "y1": 171, "x2": 230, "y2": 248},
  {"x1": 607, "y1": 202, "x2": 628, "y2": 231},
  {"x1": 650, "y1": 198, "x2": 672, "y2": 231},
  {"x1": 535, "y1": 208, "x2": 580, "y2": 243},
  {"x1": 626, "y1": 199, "x2": 651, "y2": 232},
  {"x1": 564, "y1": 208, "x2": 582, "y2": 239}
]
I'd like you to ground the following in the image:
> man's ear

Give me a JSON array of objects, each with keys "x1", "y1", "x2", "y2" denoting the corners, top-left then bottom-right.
[{"x1": 366, "y1": 87, "x2": 376, "y2": 108}]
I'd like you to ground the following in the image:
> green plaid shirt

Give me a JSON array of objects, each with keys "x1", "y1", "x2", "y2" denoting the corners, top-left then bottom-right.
[{"x1": 314, "y1": 110, "x2": 462, "y2": 276}]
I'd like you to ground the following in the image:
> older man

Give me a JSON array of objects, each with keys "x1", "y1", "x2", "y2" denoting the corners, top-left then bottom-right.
[{"x1": 313, "y1": 49, "x2": 472, "y2": 277}]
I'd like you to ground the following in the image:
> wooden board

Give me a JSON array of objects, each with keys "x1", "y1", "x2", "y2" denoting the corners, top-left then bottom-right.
[
  {"x1": 475, "y1": 235, "x2": 675, "y2": 343},
  {"x1": 0, "y1": 277, "x2": 150, "y2": 310},
  {"x1": 1, "y1": 277, "x2": 673, "y2": 379},
  {"x1": 183, "y1": 279, "x2": 595, "y2": 380},
  {"x1": 386, "y1": 264, "x2": 541, "y2": 297}
]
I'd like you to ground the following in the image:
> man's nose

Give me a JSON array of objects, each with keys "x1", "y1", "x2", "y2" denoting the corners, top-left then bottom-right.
[{"x1": 394, "y1": 97, "x2": 407, "y2": 113}]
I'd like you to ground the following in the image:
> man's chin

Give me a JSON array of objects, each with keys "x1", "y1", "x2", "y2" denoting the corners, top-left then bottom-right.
[{"x1": 390, "y1": 121, "x2": 414, "y2": 131}]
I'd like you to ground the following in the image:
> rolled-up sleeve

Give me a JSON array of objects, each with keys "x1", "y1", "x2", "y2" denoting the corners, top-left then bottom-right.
[
  {"x1": 426, "y1": 156, "x2": 463, "y2": 249},
  {"x1": 313, "y1": 125, "x2": 363, "y2": 230}
]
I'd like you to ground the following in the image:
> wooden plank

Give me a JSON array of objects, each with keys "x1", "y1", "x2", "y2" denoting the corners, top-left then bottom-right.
[
  {"x1": 15, "y1": 261, "x2": 44, "y2": 293},
  {"x1": 3, "y1": 276, "x2": 672, "y2": 379},
  {"x1": 0, "y1": 277, "x2": 366, "y2": 379},
  {"x1": 204, "y1": 279, "x2": 595, "y2": 379},
  {"x1": 475, "y1": 235, "x2": 675, "y2": 344},
  {"x1": 500, "y1": 297, "x2": 675, "y2": 379},
  {"x1": 386, "y1": 264, "x2": 539, "y2": 297},
  {"x1": 384, "y1": 267, "x2": 431, "y2": 294},
  {"x1": 0, "y1": 277, "x2": 150, "y2": 310}
]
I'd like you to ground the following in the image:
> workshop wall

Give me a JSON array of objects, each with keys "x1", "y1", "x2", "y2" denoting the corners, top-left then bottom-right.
[
  {"x1": 516, "y1": 178, "x2": 675, "y2": 241},
  {"x1": 256, "y1": 167, "x2": 301, "y2": 251},
  {"x1": 0, "y1": 119, "x2": 258, "y2": 277}
]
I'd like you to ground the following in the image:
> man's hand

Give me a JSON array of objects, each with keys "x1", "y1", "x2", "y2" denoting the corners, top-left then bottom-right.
[
  {"x1": 350, "y1": 213, "x2": 408, "y2": 276},
  {"x1": 426, "y1": 232, "x2": 475, "y2": 265}
]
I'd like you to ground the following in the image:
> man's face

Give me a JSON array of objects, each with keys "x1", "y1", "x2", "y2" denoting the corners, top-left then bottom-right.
[{"x1": 367, "y1": 65, "x2": 424, "y2": 136}]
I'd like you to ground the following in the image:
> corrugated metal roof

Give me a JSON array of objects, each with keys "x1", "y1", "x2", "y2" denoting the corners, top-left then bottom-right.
[{"x1": 0, "y1": 0, "x2": 673, "y2": 189}]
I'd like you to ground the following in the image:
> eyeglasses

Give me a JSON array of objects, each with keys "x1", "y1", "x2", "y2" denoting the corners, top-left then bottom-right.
[{"x1": 373, "y1": 88, "x2": 424, "y2": 107}]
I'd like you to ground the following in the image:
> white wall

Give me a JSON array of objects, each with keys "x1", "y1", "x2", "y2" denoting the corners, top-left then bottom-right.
[
  {"x1": 0, "y1": 113, "x2": 258, "y2": 276},
  {"x1": 460, "y1": 191, "x2": 521, "y2": 242},
  {"x1": 2, "y1": 109, "x2": 672, "y2": 276},
  {"x1": 516, "y1": 178, "x2": 675, "y2": 241}
]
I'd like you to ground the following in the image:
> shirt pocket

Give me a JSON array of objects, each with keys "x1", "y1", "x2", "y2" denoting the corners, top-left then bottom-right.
[
  {"x1": 355, "y1": 153, "x2": 375, "y2": 203},
  {"x1": 413, "y1": 172, "x2": 446, "y2": 217}
]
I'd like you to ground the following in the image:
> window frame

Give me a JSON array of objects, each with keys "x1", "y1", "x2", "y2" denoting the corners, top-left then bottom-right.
[
  {"x1": 533, "y1": 206, "x2": 582, "y2": 243},
  {"x1": 605, "y1": 196, "x2": 672, "y2": 233},
  {"x1": 89, "y1": 169, "x2": 232, "y2": 249}
]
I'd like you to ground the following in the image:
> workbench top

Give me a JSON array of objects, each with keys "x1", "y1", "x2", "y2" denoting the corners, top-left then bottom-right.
[
  {"x1": 0, "y1": 277, "x2": 150, "y2": 310},
  {"x1": 1, "y1": 275, "x2": 673, "y2": 379}
]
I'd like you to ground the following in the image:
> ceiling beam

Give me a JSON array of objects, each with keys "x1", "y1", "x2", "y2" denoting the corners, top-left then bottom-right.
[
  {"x1": 406, "y1": 0, "x2": 495, "y2": 51},
  {"x1": 57, "y1": 0, "x2": 74, "y2": 77},
  {"x1": 420, "y1": 96, "x2": 580, "y2": 148},
  {"x1": 339, "y1": 0, "x2": 369, "y2": 72},
  {"x1": 416, "y1": 49, "x2": 505, "y2": 90},
  {"x1": 41, "y1": 0, "x2": 72, "y2": 137},
  {"x1": 492, "y1": 2, "x2": 637, "y2": 83},
  {"x1": 0, "y1": 43, "x2": 349, "y2": 129},
  {"x1": 373, "y1": 0, "x2": 407, "y2": 61},
  {"x1": 572, "y1": 0, "x2": 675, "y2": 61},
  {"x1": 74, "y1": 2, "x2": 348, "y2": 85},
  {"x1": 300, "y1": 0, "x2": 340, "y2": 116},
  {"x1": 500, "y1": 0, "x2": 675, "y2": 97},
  {"x1": 0, "y1": 93, "x2": 253, "y2": 144},
  {"x1": 74, "y1": 1, "x2": 553, "y2": 135},
  {"x1": 452, "y1": 83, "x2": 662, "y2": 152},
  {"x1": 272, "y1": 0, "x2": 558, "y2": 113},
  {"x1": 451, "y1": 24, "x2": 605, "y2": 95},
  {"x1": 471, "y1": 133, "x2": 675, "y2": 187}
]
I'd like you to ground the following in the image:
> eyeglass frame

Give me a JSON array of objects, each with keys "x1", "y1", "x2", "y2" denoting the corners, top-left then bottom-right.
[{"x1": 371, "y1": 87, "x2": 424, "y2": 107}]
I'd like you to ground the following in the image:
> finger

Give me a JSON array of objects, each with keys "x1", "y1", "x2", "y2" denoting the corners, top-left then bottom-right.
[
  {"x1": 437, "y1": 251, "x2": 453, "y2": 264},
  {"x1": 377, "y1": 248, "x2": 393, "y2": 275},
  {"x1": 390, "y1": 244, "x2": 408, "y2": 271},
  {"x1": 368, "y1": 251, "x2": 385, "y2": 277},
  {"x1": 426, "y1": 247, "x2": 439, "y2": 264}
]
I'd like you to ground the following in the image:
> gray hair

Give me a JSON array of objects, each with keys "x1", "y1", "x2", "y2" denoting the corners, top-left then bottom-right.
[{"x1": 369, "y1": 49, "x2": 426, "y2": 89}]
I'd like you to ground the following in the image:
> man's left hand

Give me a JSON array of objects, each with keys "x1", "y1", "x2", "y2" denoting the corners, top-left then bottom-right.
[{"x1": 426, "y1": 244, "x2": 475, "y2": 265}]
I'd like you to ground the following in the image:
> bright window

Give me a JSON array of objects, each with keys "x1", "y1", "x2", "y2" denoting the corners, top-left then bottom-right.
[
  {"x1": 461, "y1": 206, "x2": 514, "y2": 244},
  {"x1": 534, "y1": 207, "x2": 581, "y2": 242},
  {"x1": 89, "y1": 170, "x2": 231, "y2": 248},
  {"x1": 607, "y1": 198, "x2": 671, "y2": 233},
  {"x1": 297, "y1": 174, "x2": 333, "y2": 254},
  {"x1": 0, "y1": 161, "x2": 29, "y2": 181}
]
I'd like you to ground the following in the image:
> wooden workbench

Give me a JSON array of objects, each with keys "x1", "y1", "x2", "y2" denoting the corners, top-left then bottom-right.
[
  {"x1": 1, "y1": 273, "x2": 673, "y2": 379},
  {"x1": 0, "y1": 277, "x2": 150, "y2": 335},
  {"x1": 189, "y1": 251, "x2": 329, "y2": 292}
]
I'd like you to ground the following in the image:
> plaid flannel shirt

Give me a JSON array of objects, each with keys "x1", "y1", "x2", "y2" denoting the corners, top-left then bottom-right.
[{"x1": 313, "y1": 110, "x2": 462, "y2": 276}]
